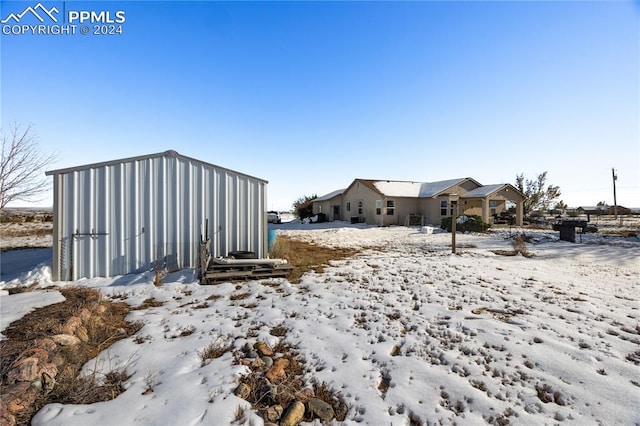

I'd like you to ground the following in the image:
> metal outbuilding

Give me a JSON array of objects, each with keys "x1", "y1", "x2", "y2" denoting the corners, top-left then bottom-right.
[{"x1": 45, "y1": 150, "x2": 268, "y2": 281}]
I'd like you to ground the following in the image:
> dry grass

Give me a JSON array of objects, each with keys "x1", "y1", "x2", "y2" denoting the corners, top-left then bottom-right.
[
  {"x1": 268, "y1": 236, "x2": 359, "y2": 283},
  {"x1": 0, "y1": 222, "x2": 52, "y2": 238},
  {"x1": 269, "y1": 325, "x2": 288, "y2": 337},
  {"x1": 230, "y1": 292, "x2": 251, "y2": 301},
  {"x1": 1, "y1": 287, "x2": 143, "y2": 426},
  {"x1": 132, "y1": 297, "x2": 165, "y2": 310},
  {"x1": 199, "y1": 337, "x2": 234, "y2": 365}
]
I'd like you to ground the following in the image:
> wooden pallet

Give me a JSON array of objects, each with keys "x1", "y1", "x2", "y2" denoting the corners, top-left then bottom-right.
[
  {"x1": 198, "y1": 239, "x2": 293, "y2": 284},
  {"x1": 203, "y1": 262, "x2": 293, "y2": 284}
]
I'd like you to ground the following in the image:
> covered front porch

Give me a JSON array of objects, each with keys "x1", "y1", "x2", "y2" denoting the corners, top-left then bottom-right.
[{"x1": 460, "y1": 184, "x2": 525, "y2": 226}]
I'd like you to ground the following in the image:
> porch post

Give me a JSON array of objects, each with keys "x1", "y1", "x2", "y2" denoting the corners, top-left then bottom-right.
[
  {"x1": 482, "y1": 199, "x2": 490, "y2": 224},
  {"x1": 516, "y1": 201, "x2": 524, "y2": 226}
]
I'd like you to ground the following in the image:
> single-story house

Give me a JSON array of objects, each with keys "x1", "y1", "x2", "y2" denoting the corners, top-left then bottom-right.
[
  {"x1": 46, "y1": 150, "x2": 268, "y2": 281},
  {"x1": 576, "y1": 206, "x2": 608, "y2": 215},
  {"x1": 313, "y1": 178, "x2": 525, "y2": 227},
  {"x1": 577, "y1": 205, "x2": 632, "y2": 216}
]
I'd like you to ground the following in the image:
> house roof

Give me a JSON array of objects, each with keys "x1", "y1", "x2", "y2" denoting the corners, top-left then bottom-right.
[
  {"x1": 315, "y1": 189, "x2": 345, "y2": 202},
  {"x1": 317, "y1": 178, "x2": 524, "y2": 203},
  {"x1": 577, "y1": 206, "x2": 608, "y2": 211},
  {"x1": 45, "y1": 150, "x2": 268, "y2": 183},
  {"x1": 461, "y1": 183, "x2": 525, "y2": 199},
  {"x1": 363, "y1": 178, "x2": 475, "y2": 198}
]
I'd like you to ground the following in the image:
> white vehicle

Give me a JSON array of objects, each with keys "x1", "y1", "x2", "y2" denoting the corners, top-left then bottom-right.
[{"x1": 267, "y1": 211, "x2": 282, "y2": 224}]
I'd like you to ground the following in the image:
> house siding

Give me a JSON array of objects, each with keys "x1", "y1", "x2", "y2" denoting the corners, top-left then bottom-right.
[
  {"x1": 343, "y1": 182, "x2": 381, "y2": 224},
  {"x1": 313, "y1": 179, "x2": 525, "y2": 227}
]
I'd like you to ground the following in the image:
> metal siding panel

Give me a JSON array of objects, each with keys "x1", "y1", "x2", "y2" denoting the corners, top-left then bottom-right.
[{"x1": 52, "y1": 152, "x2": 266, "y2": 279}]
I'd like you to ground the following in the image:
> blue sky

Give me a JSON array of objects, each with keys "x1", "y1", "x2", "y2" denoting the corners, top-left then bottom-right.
[{"x1": 1, "y1": 0, "x2": 638, "y2": 210}]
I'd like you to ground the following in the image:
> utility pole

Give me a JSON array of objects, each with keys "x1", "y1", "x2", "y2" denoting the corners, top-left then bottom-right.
[{"x1": 612, "y1": 168, "x2": 618, "y2": 219}]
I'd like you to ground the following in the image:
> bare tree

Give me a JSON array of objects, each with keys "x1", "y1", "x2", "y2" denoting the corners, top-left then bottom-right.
[
  {"x1": 515, "y1": 171, "x2": 561, "y2": 216},
  {"x1": 1, "y1": 123, "x2": 56, "y2": 210}
]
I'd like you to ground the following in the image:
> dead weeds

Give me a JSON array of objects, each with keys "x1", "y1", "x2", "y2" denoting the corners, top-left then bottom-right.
[
  {"x1": 268, "y1": 235, "x2": 359, "y2": 283},
  {"x1": 1, "y1": 287, "x2": 142, "y2": 426}
]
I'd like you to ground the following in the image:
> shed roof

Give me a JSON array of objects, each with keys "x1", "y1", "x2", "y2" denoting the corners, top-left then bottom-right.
[{"x1": 45, "y1": 150, "x2": 268, "y2": 183}]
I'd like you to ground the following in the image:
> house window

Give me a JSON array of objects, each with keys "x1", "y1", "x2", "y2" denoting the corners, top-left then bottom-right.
[
  {"x1": 358, "y1": 201, "x2": 363, "y2": 215},
  {"x1": 440, "y1": 200, "x2": 447, "y2": 216},
  {"x1": 318, "y1": 205, "x2": 322, "y2": 213},
  {"x1": 386, "y1": 200, "x2": 395, "y2": 216},
  {"x1": 489, "y1": 200, "x2": 498, "y2": 216},
  {"x1": 346, "y1": 202, "x2": 351, "y2": 212},
  {"x1": 376, "y1": 200, "x2": 382, "y2": 215}
]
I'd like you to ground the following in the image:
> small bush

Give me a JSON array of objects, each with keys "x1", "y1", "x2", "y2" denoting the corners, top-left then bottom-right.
[
  {"x1": 199, "y1": 337, "x2": 234, "y2": 365},
  {"x1": 441, "y1": 215, "x2": 490, "y2": 233}
]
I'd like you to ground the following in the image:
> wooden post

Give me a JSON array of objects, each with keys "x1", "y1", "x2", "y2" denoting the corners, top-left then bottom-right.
[{"x1": 451, "y1": 201, "x2": 457, "y2": 254}]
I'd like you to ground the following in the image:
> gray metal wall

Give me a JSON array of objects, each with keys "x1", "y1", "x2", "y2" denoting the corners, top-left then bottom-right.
[{"x1": 48, "y1": 151, "x2": 267, "y2": 281}]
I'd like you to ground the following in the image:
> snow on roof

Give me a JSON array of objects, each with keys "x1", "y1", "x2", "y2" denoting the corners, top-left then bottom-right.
[
  {"x1": 315, "y1": 189, "x2": 345, "y2": 201},
  {"x1": 373, "y1": 178, "x2": 468, "y2": 198},
  {"x1": 460, "y1": 184, "x2": 506, "y2": 198}
]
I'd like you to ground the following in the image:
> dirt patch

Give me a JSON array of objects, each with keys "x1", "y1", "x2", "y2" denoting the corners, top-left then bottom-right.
[{"x1": 269, "y1": 235, "x2": 360, "y2": 283}]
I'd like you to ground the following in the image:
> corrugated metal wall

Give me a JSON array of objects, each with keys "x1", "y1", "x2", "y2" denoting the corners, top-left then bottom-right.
[{"x1": 49, "y1": 151, "x2": 267, "y2": 281}]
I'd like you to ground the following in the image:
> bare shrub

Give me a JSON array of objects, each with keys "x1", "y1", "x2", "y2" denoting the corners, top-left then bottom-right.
[
  {"x1": 230, "y1": 292, "x2": 251, "y2": 301},
  {"x1": 199, "y1": 337, "x2": 234, "y2": 365},
  {"x1": 512, "y1": 234, "x2": 535, "y2": 258}
]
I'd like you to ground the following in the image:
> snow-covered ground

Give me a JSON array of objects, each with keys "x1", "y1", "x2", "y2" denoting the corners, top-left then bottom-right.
[{"x1": 1, "y1": 222, "x2": 639, "y2": 425}]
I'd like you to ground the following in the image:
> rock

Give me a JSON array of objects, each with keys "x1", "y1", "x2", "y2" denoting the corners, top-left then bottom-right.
[
  {"x1": 34, "y1": 338, "x2": 57, "y2": 353},
  {"x1": 75, "y1": 325, "x2": 89, "y2": 342},
  {"x1": 280, "y1": 401, "x2": 305, "y2": 426},
  {"x1": 0, "y1": 400, "x2": 18, "y2": 424},
  {"x1": 246, "y1": 351, "x2": 259, "y2": 359},
  {"x1": 8, "y1": 358, "x2": 39, "y2": 383},
  {"x1": 79, "y1": 308, "x2": 92, "y2": 322},
  {"x1": 308, "y1": 398, "x2": 335, "y2": 422},
  {"x1": 251, "y1": 357, "x2": 265, "y2": 369},
  {"x1": 265, "y1": 366, "x2": 286, "y2": 383},
  {"x1": 52, "y1": 334, "x2": 81, "y2": 346},
  {"x1": 295, "y1": 387, "x2": 314, "y2": 402},
  {"x1": 31, "y1": 378, "x2": 43, "y2": 392},
  {"x1": 261, "y1": 356, "x2": 273, "y2": 368},
  {"x1": 5, "y1": 384, "x2": 36, "y2": 414},
  {"x1": 234, "y1": 383, "x2": 251, "y2": 400},
  {"x1": 255, "y1": 341, "x2": 274, "y2": 356},
  {"x1": 273, "y1": 358, "x2": 290, "y2": 370},
  {"x1": 62, "y1": 316, "x2": 82, "y2": 335},
  {"x1": 264, "y1": 404, "x2": 283, "y2": 422},
  {"x1": 0, "y1": 400, "x2": 16, "y2": 426},
  {"x1": 23, "y1": 348, "x2": 49, "y2": 364}
]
